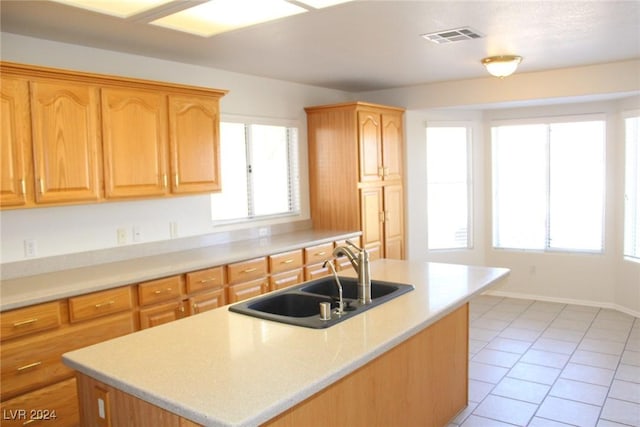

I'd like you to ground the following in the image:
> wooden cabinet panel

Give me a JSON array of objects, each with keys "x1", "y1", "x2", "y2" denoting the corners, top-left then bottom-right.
[
  {"x1": 0, "y1": 77, "x2": 31, "y2": 208},
  {"x1": 361, "y1": 187, "x2": 384, "y2": 257},
  {"x1": 304, "y1": 263, "x2": 331, "y2": 281},
  {"x1": 138, "y1": 276, "x2": 184, "y2": 306},
  {"x1": 269, "y1": 250, "x2": 303, "y2": 275},
  {"x1": 30, "y1": 79, "x2": 101, "y2": 203},
  {"x1": 383, "y1": 184, "x2": 404, "y2": 260},
  {"x1": 1, "y1": 312, "x2": 135, "y2": 400},
  {"x1": 1, "y1": 301, "x2": 61, "y2": 342},
  {"x1": 188, "y1": 289, "x2": 226, "y2": 315},
  {"x1": 270, "y1": 269, "x2": 303, "y2": 291},
  {"x1": 102, "y1": 87, "x2": 168, "y2": 198},
  {"x1": 358, "y1": 110, "x2": 383, "y2": 183},
  {"x1": 227, "y1": 257, "x2": 268, "y2": 285},
  {"x1": 69, "y1": 286, "x2": 133, "y2": 323},
  {"x1": 0, "y1": 378, "x2": 79, "y2": 427},
  {"x1": 186, "y1": 266, "x2": 224, "y2": 294},
  {"x1": 168, "y1": 94, "x2": 221, "y2": 194},
  {"x1": 381, "y1": 112, "x2": 403, "y2": 181},
  {"x1": 227, "y1": 278, "x2": 268, "y2": 304},
  {"x1": 139, "y1": 301, "x2": 185, "y2": 329}
]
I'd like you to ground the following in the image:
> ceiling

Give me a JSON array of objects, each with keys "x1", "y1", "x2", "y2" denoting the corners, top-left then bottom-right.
[{"x1": 1, "y1": 0, "x2": 639, "y2": 92}]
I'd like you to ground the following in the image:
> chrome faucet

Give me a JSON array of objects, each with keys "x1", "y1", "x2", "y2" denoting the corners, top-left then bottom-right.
[
  {"x1": 322, "y1": 260, "x2": 344, "y2": 315},
  {"x1": 332, "y1": 240, "x2": 371, "y2": 305}
]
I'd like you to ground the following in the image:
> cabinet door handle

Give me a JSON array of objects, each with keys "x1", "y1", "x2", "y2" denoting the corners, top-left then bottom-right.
[
  {"x1": 281, "y1": 259, "x2": 294, "y2": 264},
  {"x1": 17, "y1": 361, "x2": 42, "y2": 372},
  {"x1": 13, "y1": 318, "x2": 38, "y2": 328},
  {"x1": 198, "y1": 277, "x2": 217, "y2": 284},
  {"x1": 95, "y1": 300, "x2": 115, "y2": 309},
  {"x1": 174, "y1": 174, "x2": 180, "y2": 188},
  {"x1": 38, "y1": 178, "x2": 44, "y2": 194},
  {"x1": 379, "y1": 211, "x2": 385, "y2": 223},
  {"x1": 242, "y1": 267, "x2": 257, "y2": 274},
  {"x1": 192, "y1": 303, "x2": 199, "y2": 314},
  {"x1": 314, "y1": 251, "x2": 327, "y2": 256},
  {"x1": 154, "y1": 288, "x2": 172, "y2": 294},
  {"x1": 383, "y1": 167, "x2": 390, "y2": 177},
  {"x1": 378, "y1": 166, "x2": 384, "y2": 177},
  {"x1": 20, "y1": 179, "x2": 26, "y2": 195},
  {"x1": 162, "y1": 174, "x2": 168, "y2": 188}
]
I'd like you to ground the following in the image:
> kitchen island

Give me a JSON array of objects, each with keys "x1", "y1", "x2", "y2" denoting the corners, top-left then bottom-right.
[{"x1": 63, "y1": 260, "x2": 509, "y2": 427}]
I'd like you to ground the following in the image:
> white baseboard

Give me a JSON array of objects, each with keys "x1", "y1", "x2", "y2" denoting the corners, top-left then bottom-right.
[{"x1": 483, "y1": 290, "x2": 640, "y2": 319}]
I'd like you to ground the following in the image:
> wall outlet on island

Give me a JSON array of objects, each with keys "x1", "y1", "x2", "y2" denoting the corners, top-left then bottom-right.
[
  {"x1": 24, "y1": 239, "x2": 37, "y2": 258},
  {"x1": 258, "y1": 227, "x2": 270, "y2": 238},
  {"x1": 170, "y1": 222, "x2": 178, "y2": 239},
  {"x1": 117, "y1": 228, "x2": 127, "y2": 245}
]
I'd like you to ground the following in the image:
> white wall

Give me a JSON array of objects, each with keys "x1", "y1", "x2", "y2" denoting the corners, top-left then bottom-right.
[
  {"x1": 0, "y1": 33, "x2": 351, "y2": 263},
  {"x1": 359, "y1": 64, "x2": 640, "y2": 315}
]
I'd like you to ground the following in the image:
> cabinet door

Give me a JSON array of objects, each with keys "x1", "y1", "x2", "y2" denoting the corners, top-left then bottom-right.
[
  {"x1": 360, "y1": 187, "x2": 384, "y2": 258},
  {"x1": 139, "y1": 301, "x2": 184, "y2": 329},
  {"x1": 1, "y1": 77, "x2": 31, "y2": 208},
  {"x1": 227, "y1": 278, "x2": 268, "y2": 303},
  {"x1": 102, "y1": 87, "x2": 168, "y2": 198},
  {"x1": 358, "y1": 110, "x2": 383, "y2": 183},
  {"x1": 271, "y1": 269, "x2": 303, "y2": 291},
  {"x1": 168, "y1": 94, "x2": 221, "y2": 194},
  {"x1": 381, "y1": 112, "x2": 403, "y2": 182},
  {"x1": 30, "y1": 80, "x2": 101, "y2": 203},
  {"x1": 383, "y1": 184, "x2": 404, "y2": 260},
  {"x1": 189, "y1": 289, "x2": 226, "y2": 315}
]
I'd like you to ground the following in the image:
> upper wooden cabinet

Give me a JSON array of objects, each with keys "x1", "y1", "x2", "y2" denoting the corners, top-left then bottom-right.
[
  {"x1": 168, "y1": 95, "x2": 221, "y2": 194},
  {"x1": 0, "y1": 61, "x2": 227, "y2": 209},
  {"x1": 0, "y1": 77, "x2": 31, "y2": 207},
  {"x1": 30, "y1": 79, "x2": 102, "y2": 204},
  {"x1": 306, "y1": 102, "x2": 405, "y2": 260},
  {"x1": 102, "y1": 88, "x2": 168, "y2": 198}
]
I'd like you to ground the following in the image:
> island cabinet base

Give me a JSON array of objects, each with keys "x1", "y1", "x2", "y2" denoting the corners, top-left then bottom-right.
[
  {"x1": 74, "y1": 304, "x2": 468, "y2": 427},
  {"x1": 265, "y1": 303, "x2": 469, "y2": 427}
]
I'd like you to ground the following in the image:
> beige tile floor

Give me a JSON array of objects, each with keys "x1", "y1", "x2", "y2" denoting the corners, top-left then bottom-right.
[{"x1": 448, "y1": 296, "x2": 640, "y2": 427}]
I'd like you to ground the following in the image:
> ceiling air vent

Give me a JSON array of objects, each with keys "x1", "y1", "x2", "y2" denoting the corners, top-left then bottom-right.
[{"x1": 421, "y1": 27, "x2": 483, "y2": 44}]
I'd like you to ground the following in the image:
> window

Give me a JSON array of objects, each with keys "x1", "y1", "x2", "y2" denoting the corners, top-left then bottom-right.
[
  {"x1": 211, "y1": 121, "x2": 300, "y2": 222},
  {"x1": 492, "y1": 117, "x2": 605, "y2": 252},
  {"x1": 426, "y1": 125, "x2": 472, "y2": 249},
  {"x1": 624, "y1": 115, "x2": 640, "y2": 260}
]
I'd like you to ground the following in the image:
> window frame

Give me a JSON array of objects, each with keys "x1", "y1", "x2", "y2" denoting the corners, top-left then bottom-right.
[
  {"x1": 211, "y1": 115, "x2": 301, "y2": 225},
  {"x1": 623, "y1": 111, "x2": 640, "y2": 262},
  {"x1": 491, "y1": 113, "x2": 607, "y2": 254},
  {"x1": 425, "y1": 121, "x2": 474, "y2": 251}
]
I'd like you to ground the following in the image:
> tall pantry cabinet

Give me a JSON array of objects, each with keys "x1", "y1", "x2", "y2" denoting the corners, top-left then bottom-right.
[{"x1": 305, "y1": 102, "x2": 405, "y2": 260}]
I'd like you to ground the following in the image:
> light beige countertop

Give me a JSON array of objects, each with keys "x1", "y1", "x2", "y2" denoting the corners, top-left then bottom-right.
[
  {"x1": 62, "y1": 259, "x2": 509, "y2": 427},
  {"x1": 0, "y1": 229, "x2": 359, "y2": 311}
]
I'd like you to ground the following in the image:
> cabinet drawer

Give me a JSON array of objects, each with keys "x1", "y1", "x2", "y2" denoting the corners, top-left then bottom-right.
[
  {"x1": 227, "y1": 257, "x2": 267, "y2": 285},
  {"x1": 304, "y1": 242, "x2": 334, "y2": 265},
  {"x1": 269, "y1": 250, "x2": 303, "y2": 274},
  {"x1": 1, "y1": 302, "x2": 62, "y2": 342},
  {"x1": 186, "y1": 266, "x2": 225, "y2": 294},
  {"x1": 304, "y1": 263, "x2": 331, "y2": 281},
  {"x1": 138, "y1": 275, "x2": 184, "y2": 306},
  {"x1": 69, "y1": 286, "x2": 133, "y2": 323},
  {"x1": 1, "y1": 312, "x2": 135, "y2": 401},
  {"x1": 0, "y1": 378, "x2": 79, "y2": 427}
]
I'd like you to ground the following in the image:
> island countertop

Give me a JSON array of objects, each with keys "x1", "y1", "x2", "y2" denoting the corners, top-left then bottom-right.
[{"x1": 62, "y1": 259, "x2": 509, "y2": 427}]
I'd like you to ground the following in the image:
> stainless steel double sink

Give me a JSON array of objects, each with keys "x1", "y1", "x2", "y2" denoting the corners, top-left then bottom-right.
[{"x1": 228, "y1": 276, "x2": 414, "y2": 328}]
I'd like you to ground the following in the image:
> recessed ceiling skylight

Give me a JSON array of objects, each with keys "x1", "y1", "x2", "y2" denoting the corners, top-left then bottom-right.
[
  {"x1": 150, "y1": 0, "x2": 307, "y2": 37},
  {"x1": 52, "y1": 0, "x2": 174, "y2": 18},
  {"x1": 296, "y1": 0, "x2": 352, "y2": 8}
]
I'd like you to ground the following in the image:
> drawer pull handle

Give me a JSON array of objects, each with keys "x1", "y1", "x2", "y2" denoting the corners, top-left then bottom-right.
[
  {"x1": 198, "y1": 278, "x2": 217, "y2": 283},
  {"x1": 17, "y1": 361, "x2": 42, "y2": 372},
  {"x1": 95, "y1": 300, "x2": 115, "y2": 309},
  {"x1": 281, "y1": 259, "x2": 294, "y2": 264},
  {"x1": 315, "y1": 251, "x2": 327, "y2": 256},
  {"x1": 242, "y1": 268, "x2": 257, "y2": 274},
  {"x1": 192, "y1": 303, "x2": 199, "y2": 314},
  {"x1": 13, "y1": 318, "x2": 38, "y2": 328},
  {"x1": 23, "y1": 420, "x2": 37, "y2": 426},
  {"x1": 154, "y1": 288, "x2": 172, "y2": 294}
]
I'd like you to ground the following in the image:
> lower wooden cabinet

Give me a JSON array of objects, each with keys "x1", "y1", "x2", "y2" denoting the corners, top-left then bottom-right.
[
  {"x1": 139, "y1": 301, "x2": 186, "y2": 330},
  {"x1": 270, "y1": 269, "x2": 304, "y2": 291},
  {"x1": 188, "y1": 289, "x2": 226, "y2": 315},
  {"x1": 0, "y1": 378, "x2": 79, "y2": 427},
  {"x1": 227, "y1": 278, "x2": 268, "y2": 304}
]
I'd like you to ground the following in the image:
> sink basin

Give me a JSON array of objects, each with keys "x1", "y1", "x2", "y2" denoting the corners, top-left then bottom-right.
[
  {"x1": 229, "y1": 276, "x2": 414, "y2": 329},
  {"x1": 300, "y1": 277, "x2": 399, "y2": 300},
  {"x1": 247, "y1": 293, "x2": 333, "y2": 317}
]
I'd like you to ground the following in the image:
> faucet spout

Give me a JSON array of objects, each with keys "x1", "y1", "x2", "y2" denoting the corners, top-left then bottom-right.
[
  {"x1": 333, "y1": 241, "x2": 372, "y2": 305},
  {"x1": 332, "y1": 246, "x2": 359, "y2": 270}
]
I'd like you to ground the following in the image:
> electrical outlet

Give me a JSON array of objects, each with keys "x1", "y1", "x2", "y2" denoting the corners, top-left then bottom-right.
[
  {"x1": 132, "y1": 226, "x2": 142, "y2": 242},
  {"x1": 170, "y1": 222, "x2": 178, "y2": 239},
  {"x1": 117, "y1": 228, "x2": 127, "y2": 245},
  {"x1": 24, "y1": 239, "x2": 37, "y2": 257},
  {"x1": 258, "y1": 227, "x2": 270, "y2": 237}
]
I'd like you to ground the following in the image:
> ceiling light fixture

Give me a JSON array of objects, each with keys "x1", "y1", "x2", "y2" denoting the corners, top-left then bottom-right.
[
  {"x1": 481, "y1": 55, "x2": 522, "y2": 78},
  {"x1": 52, "y1": 0, "x2": 174, "y2": 18}
]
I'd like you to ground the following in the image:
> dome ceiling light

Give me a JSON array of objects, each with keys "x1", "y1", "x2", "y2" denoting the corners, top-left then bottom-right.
[{"x1": 482, "y1": 55, "x2": 523, "y2": 78}]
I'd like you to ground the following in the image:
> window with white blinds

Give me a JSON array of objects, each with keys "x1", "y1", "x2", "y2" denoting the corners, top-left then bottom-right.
[
  {"x1": 492, "y1": 117, "x2": 605, "y2": 252},
  {"x1": 211, "y1": 122, "x2": 300, "y2": 222},
  {"x1": 624, "y1": 115, "x2": 640, "y2": 261},
  {"x1": 426, "y1": 125, "x2": 472, "y2": 250}
]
